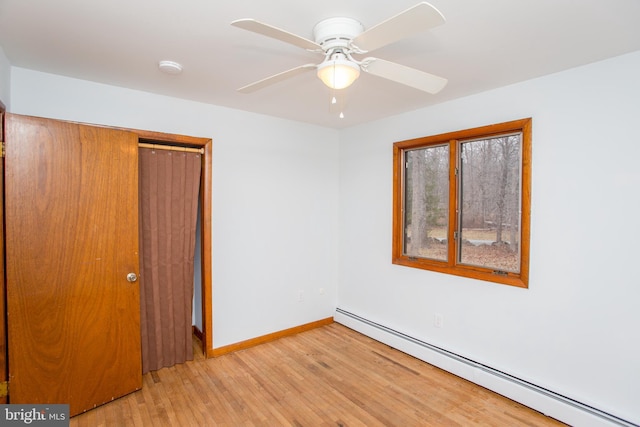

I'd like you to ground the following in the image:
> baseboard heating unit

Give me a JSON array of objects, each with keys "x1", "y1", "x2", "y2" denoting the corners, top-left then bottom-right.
[{"x1": 334, "y1": 308, "x2": 637, "y2": 427}]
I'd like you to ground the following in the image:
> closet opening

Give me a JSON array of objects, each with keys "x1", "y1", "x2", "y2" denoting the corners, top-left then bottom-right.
[{"x1": 136, "y1": 132, "x2": 212, "y2": 359}]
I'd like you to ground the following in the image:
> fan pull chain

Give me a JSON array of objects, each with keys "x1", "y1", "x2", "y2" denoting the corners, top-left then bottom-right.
[{"x1": 329, "y1": 88, "x2": 345, "y2": 119}]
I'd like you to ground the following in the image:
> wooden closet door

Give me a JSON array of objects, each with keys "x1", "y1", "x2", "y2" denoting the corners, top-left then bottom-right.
[{"x1": 4, "y1": 114, "x2": 142, "y2": 416}]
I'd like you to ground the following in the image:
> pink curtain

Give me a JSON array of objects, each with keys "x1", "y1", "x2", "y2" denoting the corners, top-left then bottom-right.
[{"x1": 138, "y1": 147, "x2": 201, "y2": 374}]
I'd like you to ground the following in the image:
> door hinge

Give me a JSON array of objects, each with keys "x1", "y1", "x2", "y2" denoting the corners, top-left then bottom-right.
[
  {"x1": 1, "y1": 141, "x2": 5, "y2": 158},
  {"x1": 0, "y1": 380, "x2": 8, "y2": 398}
]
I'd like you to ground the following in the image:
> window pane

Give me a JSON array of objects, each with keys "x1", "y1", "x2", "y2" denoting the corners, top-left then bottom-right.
[
  {"x1": 404, "y1": 145, "x2": 449, "y2": 261},
  {"x1": 459, "y1": 134, "x2": 521, "y2": 272}
]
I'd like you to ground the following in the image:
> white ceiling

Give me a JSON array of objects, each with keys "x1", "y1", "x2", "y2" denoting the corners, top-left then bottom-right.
[{"x1": 1, "y1": 0, "x2": 639, "y2": 129}]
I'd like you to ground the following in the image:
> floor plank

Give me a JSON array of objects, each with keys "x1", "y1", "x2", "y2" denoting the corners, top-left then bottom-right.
[{"x1": 70, "y1": 323, "x2": 565, "y2": 426}]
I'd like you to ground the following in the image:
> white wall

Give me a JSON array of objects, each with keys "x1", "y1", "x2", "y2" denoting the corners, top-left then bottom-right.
[
  {"x1": 9, "y1": 67, "x2": 340, "y2": 348},
  {"x1": 0, "y1": 45, "x2": 10, "y2": 108},
  {"x1": 338, "y1": 50, "x2": 640, "y2": 424}
]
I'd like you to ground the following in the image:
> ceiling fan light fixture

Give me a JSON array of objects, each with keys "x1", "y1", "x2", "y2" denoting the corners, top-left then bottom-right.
[{"x1": 317, "y1": 58, "x2": 360, "y2": 90}]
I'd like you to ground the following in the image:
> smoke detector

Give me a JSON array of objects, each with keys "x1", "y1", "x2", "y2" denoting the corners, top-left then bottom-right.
[{"x1": 158, "y1": 60, "x2": 183, "y2": 75}]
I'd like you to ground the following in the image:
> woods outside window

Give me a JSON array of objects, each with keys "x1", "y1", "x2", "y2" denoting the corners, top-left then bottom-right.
[{"x1": 392, "y1": 118, "x2": 532, "y2": 287}]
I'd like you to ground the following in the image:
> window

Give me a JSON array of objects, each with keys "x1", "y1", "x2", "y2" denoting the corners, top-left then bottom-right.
[{"x1": 392, "y1": 118, "x2": 531, "y2": 287}]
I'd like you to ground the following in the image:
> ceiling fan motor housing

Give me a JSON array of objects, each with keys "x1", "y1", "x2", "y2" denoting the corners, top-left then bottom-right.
[{"x1": 313, "y1": 17, "x2": 364, "y2": 51}]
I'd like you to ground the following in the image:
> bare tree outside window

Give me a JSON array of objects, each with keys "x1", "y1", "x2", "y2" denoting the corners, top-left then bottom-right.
[
  {"x1": 392, "y1": 118, "x2": 531, "y2": 288},
  {"x1": 459, "y1": 135, "x2": 522, "y2": 272},
  {"x1": 404, "y1": 145, "x2": 449, "y2": 261}
]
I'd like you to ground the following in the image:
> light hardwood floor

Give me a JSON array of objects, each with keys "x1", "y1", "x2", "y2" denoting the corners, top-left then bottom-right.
[{"x1": 70, "y1": 323, "x2": 565, "y2": 426}]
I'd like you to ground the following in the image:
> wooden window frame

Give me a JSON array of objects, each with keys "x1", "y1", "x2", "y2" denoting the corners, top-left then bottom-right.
[{"x1": 392, "y1": 118, "x2": 532, "y2": 288}]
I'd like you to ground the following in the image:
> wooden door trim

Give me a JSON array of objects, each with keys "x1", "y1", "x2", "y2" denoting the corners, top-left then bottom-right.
[{"x1": 131, "y1": 128, "x2": 213, "y2": 357}]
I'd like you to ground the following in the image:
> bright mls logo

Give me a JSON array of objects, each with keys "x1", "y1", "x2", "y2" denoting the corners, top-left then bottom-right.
[{"x1": 1, "y1": 405, "x2": 69, "y2": 426}]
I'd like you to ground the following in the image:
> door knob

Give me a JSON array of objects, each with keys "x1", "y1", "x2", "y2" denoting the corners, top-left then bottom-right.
[{"x1": 126, "y1": 273, "x2": 138, "y2": 283}]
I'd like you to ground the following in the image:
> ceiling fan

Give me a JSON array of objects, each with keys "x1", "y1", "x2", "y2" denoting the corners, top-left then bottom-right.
[{"x1": 231, "y1": 2, "x2": 447, "y2": 95}]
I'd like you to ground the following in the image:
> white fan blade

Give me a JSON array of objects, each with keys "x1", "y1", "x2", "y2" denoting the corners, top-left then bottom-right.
[
  {"x1": 231, "y1": 18, "x2": 322, "y2": 51},
  {"x1": 351, "y1": 2, "x2": 445, "y2": 53},
  {"x1": 362, "y1": 58, "x2": 447, "y2": 94},
  {"x1": 238, "y1": 64, "x2": 317, "y2": 93}
]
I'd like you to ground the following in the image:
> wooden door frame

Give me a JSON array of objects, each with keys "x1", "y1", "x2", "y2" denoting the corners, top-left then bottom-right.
[{"x1": 130, "y1": 128, "x2": 213, "y2": 357}]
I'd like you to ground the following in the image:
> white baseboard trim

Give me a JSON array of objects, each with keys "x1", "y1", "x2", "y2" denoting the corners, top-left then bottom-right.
[{"x1": 335, "y1": 308, "x2": 637, "y2": 427}]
